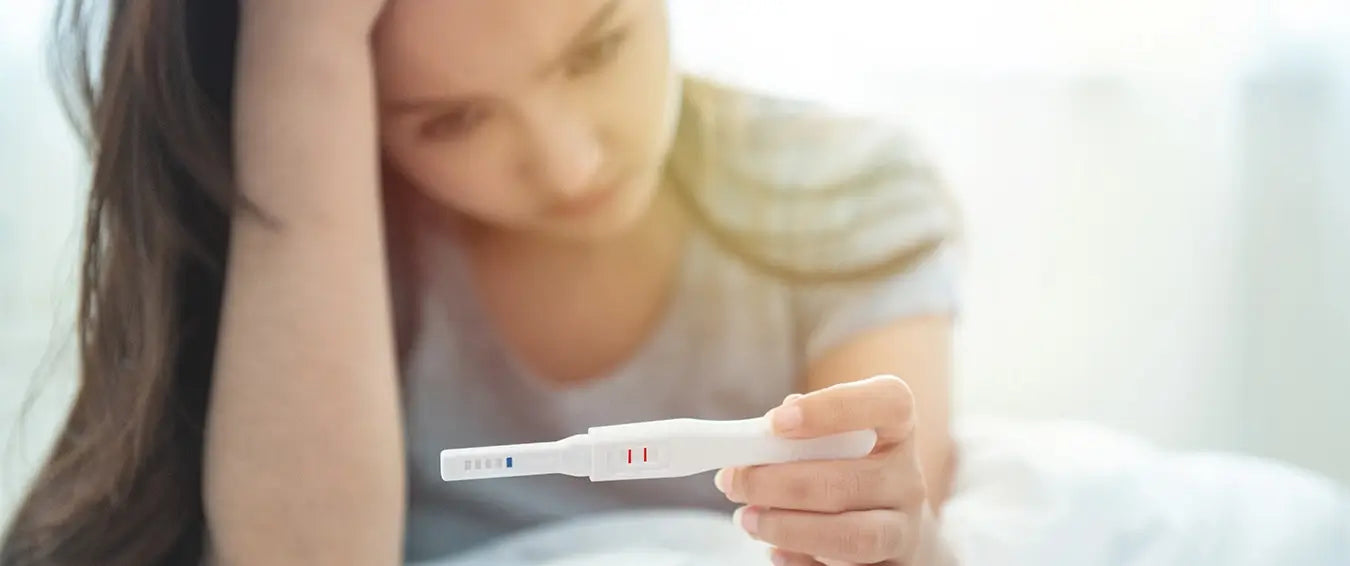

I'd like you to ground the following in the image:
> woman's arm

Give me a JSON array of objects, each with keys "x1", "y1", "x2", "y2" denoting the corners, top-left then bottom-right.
[{"x1": 203, "y1": 5, "x2": 404, "y2": 565}]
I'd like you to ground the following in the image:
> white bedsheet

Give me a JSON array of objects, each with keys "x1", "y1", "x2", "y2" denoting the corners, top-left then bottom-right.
[{"x1": 415, "y1": 418, "x2": 1350, "y2": 566}]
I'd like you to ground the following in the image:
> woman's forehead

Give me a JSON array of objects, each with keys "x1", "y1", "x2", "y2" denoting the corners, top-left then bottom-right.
[{"x1": 375, "y1": 0, "x2": 632, "y2": 97}]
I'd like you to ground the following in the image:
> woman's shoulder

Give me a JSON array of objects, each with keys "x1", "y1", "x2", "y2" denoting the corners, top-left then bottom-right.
[
  {"x1": 685, "y1": 78, "x2": 933, "y2": 186},
  {"x1": 680, "y1": 77, "x2": 957, "y2": 278}
]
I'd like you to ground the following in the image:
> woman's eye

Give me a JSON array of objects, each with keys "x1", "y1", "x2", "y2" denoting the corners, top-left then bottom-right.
[
  {"x1": 565, "y1": 29, "x2": 630, "y2": 77},
  {"x1": 421, "y1": 105, "x2": 491, "y2": 140}
]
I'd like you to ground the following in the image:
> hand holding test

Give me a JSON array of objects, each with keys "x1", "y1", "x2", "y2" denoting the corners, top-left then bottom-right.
[{"x1": 440, "y1": 416, "x2": 878, "y2": 482}]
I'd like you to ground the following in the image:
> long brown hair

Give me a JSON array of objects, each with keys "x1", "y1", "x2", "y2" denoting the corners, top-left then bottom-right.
[
  {"x1": 2, "y1": 1, "x2": 238, "y2": 563},
  {"x1": 1, "y1": 1, "x2": 951, "y2": 564}
]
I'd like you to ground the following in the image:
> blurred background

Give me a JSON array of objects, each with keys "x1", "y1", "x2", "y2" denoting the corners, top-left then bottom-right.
[{"x1": 3, "y1": 0, "x2": 1348, "y2": 527}]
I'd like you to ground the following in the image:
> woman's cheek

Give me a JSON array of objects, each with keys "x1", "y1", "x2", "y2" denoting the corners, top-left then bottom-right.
[{"x1": 414, "y1": 154, "x2": 541, "y2": 224}]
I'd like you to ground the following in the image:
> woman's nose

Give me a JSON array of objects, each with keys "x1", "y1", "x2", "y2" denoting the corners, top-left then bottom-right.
[{"x1": 521, "y1": 110, "x2": 603, "y2": 200}]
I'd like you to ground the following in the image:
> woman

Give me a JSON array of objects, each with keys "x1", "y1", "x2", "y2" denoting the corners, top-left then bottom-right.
[{"x1": 2, "y1": 0, "x2": 960, "y2": 564}]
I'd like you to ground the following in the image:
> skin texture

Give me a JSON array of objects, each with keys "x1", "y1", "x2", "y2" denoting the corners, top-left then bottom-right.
[{"x1": 209, "y1": 6, "x2": 404, "y2": 565}]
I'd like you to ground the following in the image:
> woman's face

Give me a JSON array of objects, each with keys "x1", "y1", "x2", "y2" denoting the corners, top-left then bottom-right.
[{"x1": 374, "y1": 0, "x2": 680, "y2": 241}]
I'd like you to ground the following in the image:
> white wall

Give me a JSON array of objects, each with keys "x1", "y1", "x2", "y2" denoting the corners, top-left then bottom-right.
[
  {"x1": 1233, "y1": 44, "x2": 1350, "y2": 480},
  {"x1": 1, "y1": 0, "x2": 85, "y2": 527}
]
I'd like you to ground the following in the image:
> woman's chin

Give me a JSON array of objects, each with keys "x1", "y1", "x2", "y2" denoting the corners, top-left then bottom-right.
[{"x1": 536, "y1": 181, "x2": 662, "y2": 242}]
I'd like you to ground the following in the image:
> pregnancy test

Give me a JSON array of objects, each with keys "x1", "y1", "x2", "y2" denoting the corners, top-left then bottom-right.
[{"x1": 440, "y1": 416, "x2": 877, "y2": 482}]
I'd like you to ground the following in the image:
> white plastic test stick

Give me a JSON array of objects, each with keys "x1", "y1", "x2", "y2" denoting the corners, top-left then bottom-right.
[{"x1": 440, "y1": 416, "x2": 878, "y2": 482}]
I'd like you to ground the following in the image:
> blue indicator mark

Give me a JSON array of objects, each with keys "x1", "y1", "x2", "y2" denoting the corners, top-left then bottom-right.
[{"x1": 506, "y1": 457, "x2": 513, "y2": 468}]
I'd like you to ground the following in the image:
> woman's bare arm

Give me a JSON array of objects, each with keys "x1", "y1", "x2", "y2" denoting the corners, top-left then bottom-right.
[{"x1": 203, "y1": 6, "x2": 404, "y2": 565}]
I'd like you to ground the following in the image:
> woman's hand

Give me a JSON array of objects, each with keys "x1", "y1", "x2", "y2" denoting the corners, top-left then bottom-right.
[{"x1": 715, "y1": 375, "x2": 950, "y2": 565}]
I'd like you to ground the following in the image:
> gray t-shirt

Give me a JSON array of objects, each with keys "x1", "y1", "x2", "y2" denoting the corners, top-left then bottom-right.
[{"x1": 398, "y1": 91, "x2": 961, "y2": 561}]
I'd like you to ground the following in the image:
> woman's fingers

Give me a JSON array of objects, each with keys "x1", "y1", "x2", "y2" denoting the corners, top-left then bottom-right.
[
  {"x1": 716, "y1": 453, "x2": 923, "y2": 513},
  {"x1": 770, "y1": 375, "x2": 916, "y2": 445},
  {"x1": 767, "y1": 548, "x2": 820, "y2": 566}
]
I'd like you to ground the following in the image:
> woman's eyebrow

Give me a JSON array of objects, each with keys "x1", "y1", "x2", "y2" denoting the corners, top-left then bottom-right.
[
  {"x1": 383, "y1": 95, "x2": 473, "y2": 117},
  {"x1": 534, "y1": 0, "x2": 624, "y2": 76}
]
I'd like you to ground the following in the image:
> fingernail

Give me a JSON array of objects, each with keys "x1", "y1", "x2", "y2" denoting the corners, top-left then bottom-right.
[
  {"x1": 732, "y1": 506, "x2": 760, "y2": 536},
  {"x1": 783, "y1": 393, "x2": 803, "y2": 403},
  {"x1": 714, "y1": 468, "x2": 732, "y2": 495},
  {"x1": 771, "y1": 404, "x2": 803, "y2": 432},
  {"x1": 768, "y1": 548, "x2": 788, "y2": 566}
]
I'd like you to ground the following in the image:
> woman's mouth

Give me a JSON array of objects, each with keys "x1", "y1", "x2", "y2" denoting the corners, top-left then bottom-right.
[{"x1": 548, "y1": 182, "x2": 622, "y2": 217}]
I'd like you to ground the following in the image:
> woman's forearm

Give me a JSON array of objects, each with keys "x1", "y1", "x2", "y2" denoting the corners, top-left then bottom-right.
[{"x1": 203, "y1": 19, "x2": 404, "y2": 566}]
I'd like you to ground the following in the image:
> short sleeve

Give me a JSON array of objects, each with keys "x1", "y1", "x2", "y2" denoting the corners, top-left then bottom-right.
[
  {"x1": 794, "y1": 243, "x2": 961, "y2": 361},
  {"x1": 722, "y1": 92, "x2": 963, "y2": 361},
  {"x1": 690, "y1": 83, "x2": 963, "y2": 362}
]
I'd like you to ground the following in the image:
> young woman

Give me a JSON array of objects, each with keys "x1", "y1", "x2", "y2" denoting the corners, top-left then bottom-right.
[{"x1": 2, "y1": 0, "x2": 960, "y2": 564}]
